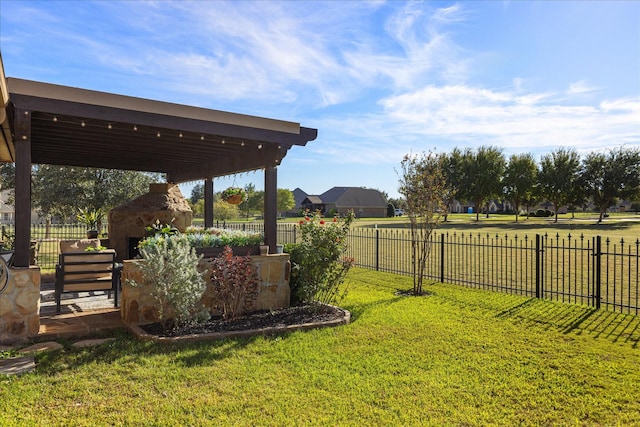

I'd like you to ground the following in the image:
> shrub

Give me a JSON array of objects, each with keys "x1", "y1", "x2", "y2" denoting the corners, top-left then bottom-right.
[
  {"x1": 208, "y1": 246, "x2": 259, "y2": 319},
  {"x1": 138, "y1": 226, "x2": 263, "y2": 252},
  {"x1": 130, "y1": 234, "x2": 208, "y2": 331},
  {"x1": 287, "y1": 211, "x2": 355, "y2": 306},
  {"x1": 184, "y1": 227, "x2": 263, "y2": 248}
]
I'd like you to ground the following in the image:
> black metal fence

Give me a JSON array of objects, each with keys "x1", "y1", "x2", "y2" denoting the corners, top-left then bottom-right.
[
  {"x1": 345, "y1": 228, "x2": 639, "y2": 315},
  {"x1": 8, "y1": 222, "x2": 639, "y2": 315}
]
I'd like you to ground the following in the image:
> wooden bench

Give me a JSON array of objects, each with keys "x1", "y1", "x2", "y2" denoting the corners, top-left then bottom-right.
[{"x1": 55, "y1": 249, "x2": 120, "y2": 313}]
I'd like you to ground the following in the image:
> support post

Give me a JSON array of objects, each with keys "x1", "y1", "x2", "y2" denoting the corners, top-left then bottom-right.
[
  {"x1": 535, "y1": 234, "x2": 542, "y2": 299},
  {"x1": 440, "y1": 233, "x2": 445, "y2": 283},
  {"x1": 204, "y1": 177, "x2": 213, "y2": 228},
  {"x1": 375, "y1": 228, "x2": 379, "y2": 271},
  {"x1": 13, "y1": 108, "x2": 32, "y2": 267},
  {"x1": 594, "y1": 236, "x2": 602, "y2": 309},
  {"x1": 264, "y1": 166, "x2": 278, "y2": 253}
]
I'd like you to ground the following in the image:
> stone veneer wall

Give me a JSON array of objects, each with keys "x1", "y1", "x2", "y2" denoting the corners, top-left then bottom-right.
[
  {"x1": 121, "y1": 254, "x2": 291, "y2": 325},
  {"x1": 108, "y1": 183, "x2": 192, "y2": 262},
  {"x1": 0, "y1": 267, "x2": 41, "y2": 344}
]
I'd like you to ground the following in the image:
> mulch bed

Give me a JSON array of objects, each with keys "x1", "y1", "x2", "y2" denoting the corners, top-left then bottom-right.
[{"x1": 139, "y1": 304, "x2": 348, "y2": 338}]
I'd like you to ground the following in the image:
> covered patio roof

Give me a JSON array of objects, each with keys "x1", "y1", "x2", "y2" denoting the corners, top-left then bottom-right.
[
  {"x1": 2, "y1": 78, "x2": 316, "y2": 183},
  {"x1": 0, "y1": 56, "x2": 317, "y2": 266}
]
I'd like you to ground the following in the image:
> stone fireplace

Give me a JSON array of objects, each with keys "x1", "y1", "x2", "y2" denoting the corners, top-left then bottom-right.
[{"x1": 108, "y1": 183, "x2": 192, "y2": 261}]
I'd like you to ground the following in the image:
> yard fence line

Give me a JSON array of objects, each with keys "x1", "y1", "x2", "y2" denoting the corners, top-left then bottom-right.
[
  {"x1": 8, "y1": 222, "x2": 639, "y2": 315},
  {"x1": 226, "y1": 223, "x2": 639, "y2": 316}
]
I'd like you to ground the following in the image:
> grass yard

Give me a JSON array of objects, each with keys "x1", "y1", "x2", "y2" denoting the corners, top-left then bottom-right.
[
  {"x1": 2, "y1": 268, "x2": 639, "y2": 426},
  {"x1": 356, "y1": 212, "x2": 640, "y2": 241}
]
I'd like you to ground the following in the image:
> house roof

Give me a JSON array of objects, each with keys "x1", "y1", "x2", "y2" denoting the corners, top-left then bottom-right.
[
  {"x1": 303, "y1": 195, "x2": 323, "y2": 205},
  {"x1": 320, "y1": 187, "x2": 386, "y2": 207},
  {"x1": 2, "y1": 77, "x2": 317, "y2": 183},
  {"x1": 292, "y1": 187, "x2": 308, "y2": 208}
]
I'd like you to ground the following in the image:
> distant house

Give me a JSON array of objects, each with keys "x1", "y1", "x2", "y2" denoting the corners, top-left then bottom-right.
[
  {"x1": 0, "y1": 189, "x2": 41, "y2": 224},
  {"x1": 300, "y1": 187, "x2": 387, "y2": 218},
  {"x1": 0, "y1": 190, "x2": 14, "y2": 224}
]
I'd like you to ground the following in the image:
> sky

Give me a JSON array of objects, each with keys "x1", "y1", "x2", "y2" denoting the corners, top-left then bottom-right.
[{"x1": 1, "y1": 0, "x2": 638, "y2": 199}]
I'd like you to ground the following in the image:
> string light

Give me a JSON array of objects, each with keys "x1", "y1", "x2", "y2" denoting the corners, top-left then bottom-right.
[
  {"x1": 157, "y1": 132, "x2": 161, "y2": 137},
  {"x1": 221, "y1": 139, "x2": 226, "y2": 144},
  {"x1": 108, "y1": 123, "x2": 112, "y2": 129},
  {"x1": 200, "y1": 136, "x2": 204, "y2": 140},
  {"x1": 133, "y1": 125, "x2": 137, "y2": 131},
  {"x1": 81, "y1": 121, "x2": 86, "y2": 127},
  {"x1": 179, "y1": 133, "x2": 183, "y2": 138},
  {"x1": 240, "y1": 141, "x2": 245, "y2": 147},
  {"x1": 53, "y1": 116, "x2": 58, "y2": 122},
  {"x1": 257, "y1": 144, "x2": 262, "y2": 149}
]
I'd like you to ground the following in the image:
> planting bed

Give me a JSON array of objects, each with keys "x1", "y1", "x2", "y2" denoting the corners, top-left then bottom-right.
[{"x1": 128, "y1": 304, "x2": 350, "y2": 342}]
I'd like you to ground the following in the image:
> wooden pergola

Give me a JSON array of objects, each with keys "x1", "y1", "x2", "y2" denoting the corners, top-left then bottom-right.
[{"x1": 0, "y1": 68, "x2": 316, "y2": 267}]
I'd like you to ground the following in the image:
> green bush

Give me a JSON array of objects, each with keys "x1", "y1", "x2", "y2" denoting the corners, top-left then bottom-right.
[
  {"x1": 286, "y1": 211, "x2": 355, "y2": 306},
  {"x1": 130, "y1": 234, "x2": 208, "y2": 331},
  {"x1": 138, "y1": 226, "x2": 263, "y2": 252}
]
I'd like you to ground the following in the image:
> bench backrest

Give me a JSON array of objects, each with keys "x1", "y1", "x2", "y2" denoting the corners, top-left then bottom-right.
[{"x1": 58, "y1": 250, "x2": 116, "y2": 292}]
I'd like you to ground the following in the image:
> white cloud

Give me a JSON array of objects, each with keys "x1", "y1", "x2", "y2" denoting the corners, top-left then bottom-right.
[{"x1": 567, "y1": 80, "x2": 599, "y2": 95}]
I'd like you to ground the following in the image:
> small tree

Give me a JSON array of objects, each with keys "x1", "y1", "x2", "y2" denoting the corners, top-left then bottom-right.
[{"x1": 398, "y1": 151, "x2": 447, "y2": 295}]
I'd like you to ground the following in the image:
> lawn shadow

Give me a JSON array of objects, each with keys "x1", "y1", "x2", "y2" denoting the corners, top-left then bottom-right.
[
  {"x1": 345, "y1": 295, "x2": 405, "y2": 322},
  {"x1": 494, "y1": 297, "x2": 640, "y2": 348}
]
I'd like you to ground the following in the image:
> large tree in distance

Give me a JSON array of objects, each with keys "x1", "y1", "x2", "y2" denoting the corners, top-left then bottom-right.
[
  {"x1": 439, "y1": 148, "x2": 464, "y2": 221},
  {"x1": 31, "y1": 165, "x2": 160, "y2": 221},
  {"x1": 581, "y1": 147, "x2": 640, "y2": 222},
  {"x1": 503, "y1": 153, "x2": 538, "y2": 222},
  {"x1": 459, "y1": 146, "x2": 505, "y2": 221},
  {"x1": 398, "y1": 151, "x2": 447, "y2": 295},
  {"x1": 538, "y1": 148, "x2": 581, "y2": 223},
  {"x1": 277, "y1": 188, "x2": 295, "y2": 217}
]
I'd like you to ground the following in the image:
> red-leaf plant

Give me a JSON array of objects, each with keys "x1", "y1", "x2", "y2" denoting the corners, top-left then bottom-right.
[{"x1": 208, "y1": 245, "x2": 259, "y2": 320}]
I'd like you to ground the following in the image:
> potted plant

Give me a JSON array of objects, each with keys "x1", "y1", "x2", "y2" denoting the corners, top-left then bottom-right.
[
  {"x1": 77, "y1": 208, "x2": 104, "y2": 239},
  {"x1": 221, "y1": 187, "x2": 247, "y2": 205}
]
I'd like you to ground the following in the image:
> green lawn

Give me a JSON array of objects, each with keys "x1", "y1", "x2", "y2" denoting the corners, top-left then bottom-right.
[
  {"x1": 356, "y1": 212, "x2": 640, "y2": 241},
  {"x1": 2, "y1": 268, "x2": 639, "y2": 426}
]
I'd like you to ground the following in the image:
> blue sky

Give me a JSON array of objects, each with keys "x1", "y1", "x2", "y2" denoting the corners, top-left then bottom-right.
[{"x1": 1, "y1": 1, "x2": 638, "y2": 199}]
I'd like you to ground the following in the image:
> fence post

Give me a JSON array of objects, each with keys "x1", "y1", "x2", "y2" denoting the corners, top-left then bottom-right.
[
  {"x1": 535, "y1": 234, "x2": 541, "y2": 299},
  {"x1": 594, "y1": 235, "x2": 602, "y2": 309},
  {"x1": 375, "y1": 228, "x2": 379, "y2": 271},
  {"x1": 440, "y1": 233, "x2": 445, "y2": 283}
]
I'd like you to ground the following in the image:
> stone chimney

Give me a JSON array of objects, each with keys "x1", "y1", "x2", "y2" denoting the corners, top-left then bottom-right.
[{"x1": 108, "y1": 183, "x2": 192, "y2": 261}]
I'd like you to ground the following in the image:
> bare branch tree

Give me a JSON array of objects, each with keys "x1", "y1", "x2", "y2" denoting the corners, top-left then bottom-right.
[{"x1": 398, "y1": 151, "x2": 448, "y2": 295}]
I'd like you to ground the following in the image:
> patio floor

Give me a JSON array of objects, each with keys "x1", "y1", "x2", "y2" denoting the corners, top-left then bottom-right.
[{"x1": 38, "y1": 273, "x2": 124, "y2": 340}]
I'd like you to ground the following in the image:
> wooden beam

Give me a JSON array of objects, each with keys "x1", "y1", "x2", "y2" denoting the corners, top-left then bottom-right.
[
  {"x1": 10, "y1": 93, "x2": 317, "y2": 146},
  {"x1": 13, "y1": 108, "x2": 32, "y2": 267},
  {"x1": 169, "y1": 144, "x2": 285, "y2": 183}
]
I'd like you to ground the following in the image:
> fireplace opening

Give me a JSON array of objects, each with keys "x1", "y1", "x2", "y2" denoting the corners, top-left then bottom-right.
[{"x1": 128, "y1": 237, "x2": 142, "y2": 259}]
